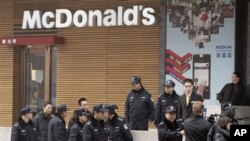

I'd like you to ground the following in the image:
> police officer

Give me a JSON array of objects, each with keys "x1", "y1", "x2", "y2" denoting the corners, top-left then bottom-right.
[
  {"x1": 104, "y1": 105, "x2": 133, "y2": 141},
  {"x1": 33, "y1": 101, "x2": 53, "y2": 141},
  {"x1": 68, "y1": 98, "x2": 91, "y2": 133},
  {"x1": 125, "y1": 76, "x2": 155, "y2": 130},
  {"x1": 48, "y1": 104, "x2": 68, "y2": 141},
  {"x1": 11, "y1": 106, "x2": 38, "y2": 141},
  {"x1": 157, "y1": 105, "x2": 183, "y2": 141},
  {"x1": 82, "y1": 104, "x2": 108, "y2": 141},
  {"x1": 155, "y1": 80, "x2": 179, "y2": 125},
  {"x1": 69, "y1": 109, "x2": 90, "y2": 141}
]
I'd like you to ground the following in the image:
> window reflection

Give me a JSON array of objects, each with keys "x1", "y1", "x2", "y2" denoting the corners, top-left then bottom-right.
[{"x1": 26, "y1": 53, "x2": 45, "y2": 111}]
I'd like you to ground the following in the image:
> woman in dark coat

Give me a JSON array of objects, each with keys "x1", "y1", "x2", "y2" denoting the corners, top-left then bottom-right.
[{"x1": 214, "y1": 116, "x2": 232, "y2": 141}]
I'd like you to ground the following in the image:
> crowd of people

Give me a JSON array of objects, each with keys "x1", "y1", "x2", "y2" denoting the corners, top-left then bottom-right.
[{"x1": 11, "y1": 72, "x2": 242, "y2": 141}]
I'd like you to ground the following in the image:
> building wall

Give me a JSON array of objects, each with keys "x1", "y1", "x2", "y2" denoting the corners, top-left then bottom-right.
[
  {"x1": 235, "y1": 0, "x2": 250, "y2": 104},
  {"x1": 0, "y1": 0, "x2": 161, "y2": 126},
  {"x1": 247, "y1": 1, "x2": 250, "y2": 99},
  {"x1": 56, "y1": 0, "x2": 161, "y2": 122},
  {"x1": 0, "y1": 1, "x2": 14, "y2": 127}
]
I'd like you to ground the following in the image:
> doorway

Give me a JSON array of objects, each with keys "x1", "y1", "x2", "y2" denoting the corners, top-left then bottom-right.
[{"x1": 23, "y1": 46, "x2": 56, "y2": 112}]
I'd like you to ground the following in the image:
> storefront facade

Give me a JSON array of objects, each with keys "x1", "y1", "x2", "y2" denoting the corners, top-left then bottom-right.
[
  {"x1": 0, "y1": 0, "x2": 161, "y2": 127},
  {"x1": 1, "y1": 0, "x2": 250, "y2": 130}
]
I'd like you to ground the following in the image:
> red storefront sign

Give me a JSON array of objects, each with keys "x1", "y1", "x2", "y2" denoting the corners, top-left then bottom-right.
[{"x1": 0, "y1": 36, "x2": 64, "y2": 46}]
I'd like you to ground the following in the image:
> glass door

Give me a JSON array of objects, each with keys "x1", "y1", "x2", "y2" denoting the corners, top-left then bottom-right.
[{"x1": 24, "y1": 46, "x2": 50, "y2": 111}]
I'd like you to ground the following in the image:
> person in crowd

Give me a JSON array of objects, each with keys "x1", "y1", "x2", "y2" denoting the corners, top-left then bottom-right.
[
  {"x1": 33, "y1": 101, "x2": 53, "y2": 141},
  {"x1": 155, "y1": 80, "x2": 179, "y2": 125},
  {"x1": 104, "y1": 104, "x2": 133, "y2": 141},
  {"x1": 125, "y1": 76, "x2": 155, "y2": 130},
  {"x1": 78, "y1": 97, "x2": 91, "y2": 113},
  {"x1": 213, "y1": 116, "x2": 232, "y2": 141},
  {"x1": 68, "y1": 109, "x2": 79, "y2": 134},
  {"x1": 48, "y1": 104, "x2": 68, "y2": 141},
  {"x1": 184, "y1": 101, "x2": 211, "y2": 141},
  {"x1": 178, "y1": 79, "x2": 203, "y2": 120},
  {"x1": 111, "y1": 104, "x2": 118, "y2": 113},
  {"x1": 157, "y1": 105, "x2": 184, "y2": 141},
  {"x1": 11, "y1": 106, "x2": 37, "y2": 141},
  {"x1": 218, "y1": 72, "x2": 244, "y2": 105},
  {"x1": 220, "y1": 102, "x2": 238, "y2": 124},
  {"x1": 68, "y1": 97, "x2": 91, "y2": 131},
  {"x1": 69, "y1": 109, "x2": 90, "y2": 141},
  {"x1": 82, "y1": 104, "x2": 108, "y2": 141},
  {"x1": 207, "y1": 101, "x2": 237, "y2": 141}
]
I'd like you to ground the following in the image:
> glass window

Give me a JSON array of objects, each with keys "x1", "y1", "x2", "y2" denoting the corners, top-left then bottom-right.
[
  {"x1": 24, "y1": 47, "x2": 57, "y2": 112},
  {"x1": 50, "y1": 47, "x2": 57, "y2": 106},
  {"x1": 25, "y1": 49, "x2": 45, "y2": 111}
]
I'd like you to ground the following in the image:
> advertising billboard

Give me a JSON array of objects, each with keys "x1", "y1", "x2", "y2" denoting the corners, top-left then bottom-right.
[{"x1": 165, "y1": 0, "x2": 235, "y2": 106}]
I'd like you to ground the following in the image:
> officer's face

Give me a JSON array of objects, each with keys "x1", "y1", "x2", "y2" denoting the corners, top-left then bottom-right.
[
  {"x1": 165, "y1": 112, "x2": 176, "y2": 122},
  {"x1": 44, "y1": 104, "x2": 53, "y2": 115},
  {"x1": 80, "y1": 101, "x2": 89, "y2": 111},
  {"x1": 79, "y1": 115, "x2": 88, "y2": 123},
  {"x1": 26, "y1": 112, "x2": 33, "y2": 120},
  {"x1": 165, "y1": 86, "x2": 174, "y2": 93},
  {"x1": 104, "y1": 112, "x2": 111, "y2": 120},
  {"x1": 104, "y1": 112, "x2": 108, "y2": 120},
  {"x1": 132, "y1": 83, "x2": 141, "y2": 90},
  {"x1": 232, "y1": 74, "x2": 240, "y2": 84},
  {"x1": 61, "y1": 111, "x2": 67, "y2": 118},
  {"x1": 97, "y1": 112, "x2": 105, "y2": 120},
  {"x1": 104, "y1": 112, "x2": 114, "y2": 120},
  {"x1": 183, "y1": 82, "x2": 193, "y2": 94}
]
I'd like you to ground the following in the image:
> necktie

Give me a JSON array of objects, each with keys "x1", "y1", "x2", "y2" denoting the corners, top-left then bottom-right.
[{"x1": 186, "y1": 95, "x2": 190, "y2": 105}]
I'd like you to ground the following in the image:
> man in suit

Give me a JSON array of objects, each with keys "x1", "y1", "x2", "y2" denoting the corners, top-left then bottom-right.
[{"x1": 178, "y1": 79, "x2": 203, "y2": 121}]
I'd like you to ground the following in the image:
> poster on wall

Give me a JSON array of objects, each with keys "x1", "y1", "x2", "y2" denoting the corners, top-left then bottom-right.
[{"x1": 165, "y1": 0, "x2": 235, "y2": 106}]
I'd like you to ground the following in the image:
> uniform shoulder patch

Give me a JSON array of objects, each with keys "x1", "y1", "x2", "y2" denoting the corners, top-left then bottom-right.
[
  {"x1": 158, "y1": 94, "x2": 164, "y2": 98},
  {"x1": 118, "y1": 117, "x2": 124, "y2": 122},
  {"x1": 86, "y1": 121, "x2": 92, "y2": 125},
  {"x1": 123, "y1": 123, "x2": 129, "y2": 130},
  {"x1": 144, "y1": 88, "x2": 151, "y2": 94},
  {"x1": 127, "y1": 90, "x2": 132, "y2": 95},
  {"x1": 159, "y1": 122, "x2": 164, "y2": 125},
  {"x1": 72, "y1": 123, "x2": 78, "y2": 129},
  {"x1": 14, "y1": 122, "x2": 19, "y2": 127}
]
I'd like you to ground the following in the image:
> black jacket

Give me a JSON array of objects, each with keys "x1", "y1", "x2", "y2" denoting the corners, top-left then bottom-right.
[
  {"x1": 82, "y1": 116, "x2": 108, "y2": 141},
  {"x1": 178, "y1": 92, "x2": 203, "y2": 120},
  {"x1": 69, "y1": 120, "x2": 85, "y2": 141},
  {"x1": 125, "y1": 87, "x2": 155, "y2": 130},
  {"x1": 48, "y1": 113, "x2": 68, "y2": 141},
  {"x1": 33, "y1": 111, "x2": 52, "y2": 141},
  {"x1": 105, "y1": 114, "x2": 133, "y2": 141},
  {"x1": 154, "y1": 91, "x2": 179, "y2": 125},
  {"x1": 11, "y1": 118, "x2": 38, "y2": 141},
  {"x1": 184, "y1": 115, "x2": 212, "y2": 141},
  {"x1": 68, "y1": 109, "x2": 92, "y2": 134},
  {"x1": 157, "y1": 118, "x2": 182, "y2": 141},
  {"x1": 214, "y1": 127, "x2": 230, "y2": 141},
  {"x1": 207, "y1": 124, "x2": 217, "y2": 141},
  {"x1": 219, "y1": 83, "x2": 244, "y2": 105}
]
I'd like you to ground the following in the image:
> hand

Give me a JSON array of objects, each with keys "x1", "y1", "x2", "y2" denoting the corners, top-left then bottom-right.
[
  {"x1": 197, "y1": 80, "x2": 207, "y2": 95},
  {"x1": 148, "y1": 120, "x2": 153, "y2": 124},
  {"x1": 180, "y1": 130, "x2": 185, "y2": 135}
]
